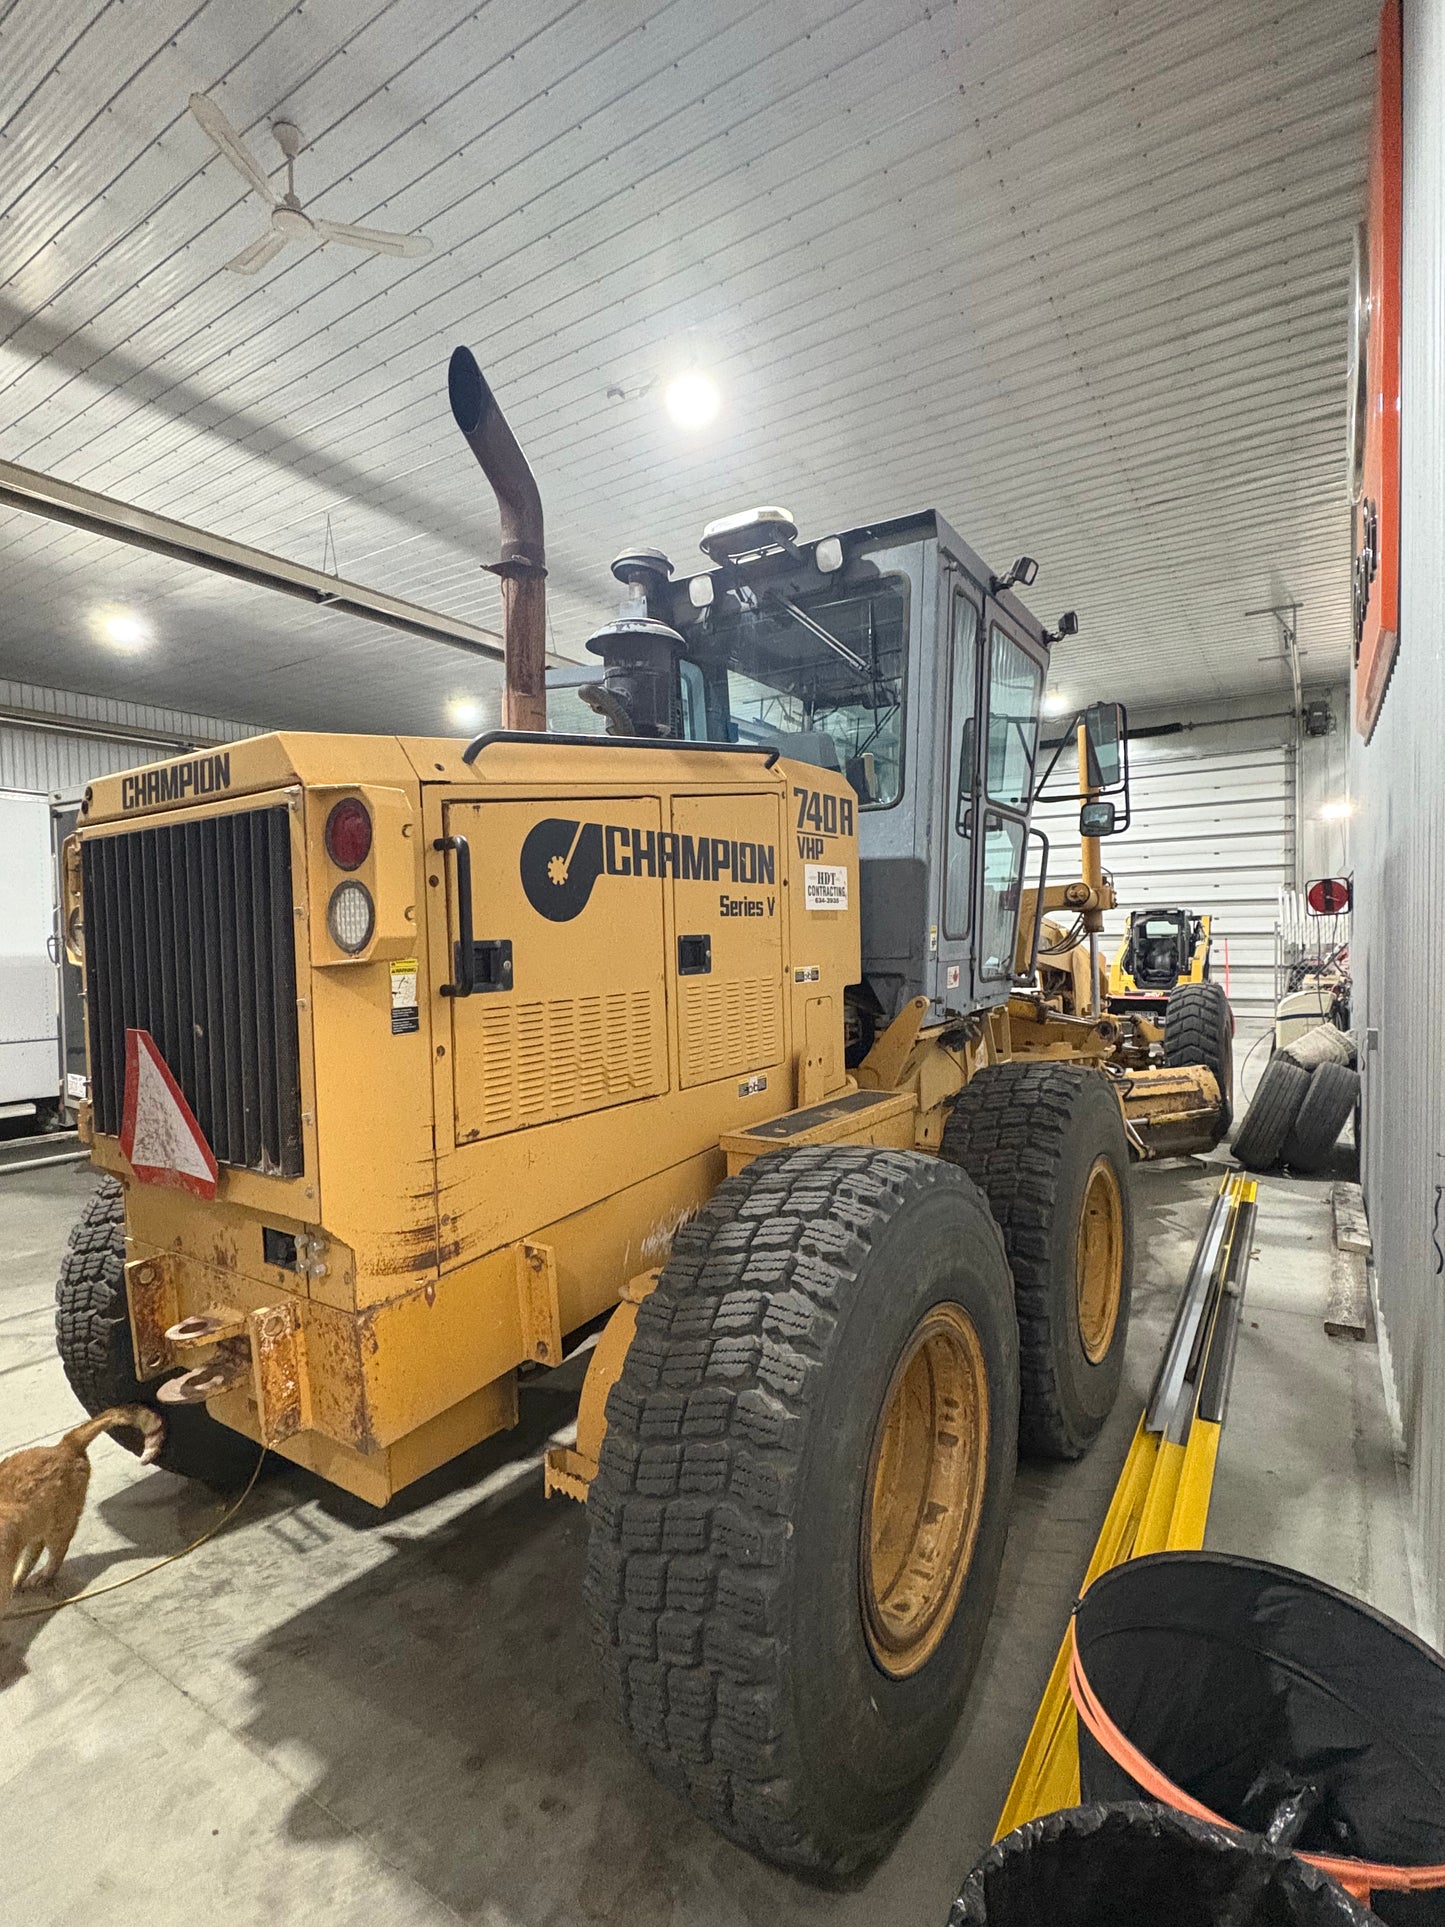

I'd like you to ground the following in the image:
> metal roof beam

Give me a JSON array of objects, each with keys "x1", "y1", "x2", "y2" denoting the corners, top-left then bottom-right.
[{"x1": 0, "y1": 458, "x2": 504, "y2": 664}]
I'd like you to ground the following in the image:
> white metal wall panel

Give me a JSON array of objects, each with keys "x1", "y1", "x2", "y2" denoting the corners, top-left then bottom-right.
[
  {"x1": 1036, "y1": 713, "x2": 1294, "y2": 1040},
  {"x1": 1351, "y1": 0, "x2": 1445, "y2": 1649},
  {"x1": 0, "y1": 678, "x2": 257, "y2": 797},
  {"x1": 0, "y1": 791, "x2": 59, "y2": 1105}
]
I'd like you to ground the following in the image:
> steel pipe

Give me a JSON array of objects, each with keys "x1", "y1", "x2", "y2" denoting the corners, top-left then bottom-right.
[
  {"x1": 0, "y1": 1150, "x2": 88, "y2": 1175},
  {"x1": 448, "y1": 346, "x2": 548, "y2": 733}
]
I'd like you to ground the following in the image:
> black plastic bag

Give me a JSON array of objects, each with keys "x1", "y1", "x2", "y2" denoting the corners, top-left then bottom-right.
[
  {"x1": 951, "y1": 1803, "x2": 1377, "y2": 1925},
  {"x1": 1073, "y1": 1553, "x2": 1445, "y2": 1924}
]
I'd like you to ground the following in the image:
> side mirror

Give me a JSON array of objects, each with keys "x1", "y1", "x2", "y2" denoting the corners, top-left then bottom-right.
[
  {"x1": 1080, "y1": 799, "x2": 1117, "y2": 837},
  {"x1": 1082, "y1": 700, "x2": 1125, "y2": 790},
  {"x1": 1306, "y1": 877, "x2": 1352, "y2": 914}
]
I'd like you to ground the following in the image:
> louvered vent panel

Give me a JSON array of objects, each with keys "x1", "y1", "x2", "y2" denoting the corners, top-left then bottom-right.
[
  {"x1": 469, "y1": 989, "x2": 663, "y2": 1135},
  {"x1": 679, "y1": 978, "x2": 784, "y2": 1087}
]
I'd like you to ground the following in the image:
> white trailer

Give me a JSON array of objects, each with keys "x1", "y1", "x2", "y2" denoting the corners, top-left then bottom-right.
[{"x1": 0, "y1": 791, "x2": 60, "y2": 1123}]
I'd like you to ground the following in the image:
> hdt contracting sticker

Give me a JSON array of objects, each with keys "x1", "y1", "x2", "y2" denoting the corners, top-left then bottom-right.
[{"x1": 804, "y1": 865, "x2": 848, "y2": 911}]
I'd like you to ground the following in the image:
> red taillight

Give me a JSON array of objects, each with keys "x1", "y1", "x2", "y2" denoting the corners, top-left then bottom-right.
[{"x1": 324, "y1": 797, "x2": 372, "y2": 870}]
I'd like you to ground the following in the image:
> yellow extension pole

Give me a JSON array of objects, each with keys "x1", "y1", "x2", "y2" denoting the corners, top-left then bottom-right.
[
  {"x1": 994, "y1": 1418, "x2": 1159, "y2": 1837},
  {"x1": 993, "y1": 1173, "x2": 1255, "y2": 1839}
]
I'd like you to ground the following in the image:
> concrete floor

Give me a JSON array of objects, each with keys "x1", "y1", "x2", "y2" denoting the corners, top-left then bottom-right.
[{"x1": 0, "y1": 1149, "x2": 1416, "y2": 1927}]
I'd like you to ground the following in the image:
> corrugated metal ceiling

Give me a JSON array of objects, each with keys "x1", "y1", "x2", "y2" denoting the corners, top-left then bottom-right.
[{"x1": 0, "y1": 0, "x2": 1375, "y2": 733}]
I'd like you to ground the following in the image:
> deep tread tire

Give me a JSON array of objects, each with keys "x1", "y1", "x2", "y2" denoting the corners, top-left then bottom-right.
[
  {"x1": 55, "y1": 1177, "x2": 266, "y2": 1490},
  {"x1": 1230, "y1": 1057, "x2": 1311, "y2": 1172},
  {"x1": 1163, "y1": 981, "x2": 1235, "y2": 1137},
  {"x1": 1282, "y1": 1061, "x2": 1361, "y2": 1172},
  {"x1": 940, "y1": 1064, "x2": 1134, "y2": 1461},
  {"x1": 584, "y1": 1145, "x2": 1019, "y2": 1877}
]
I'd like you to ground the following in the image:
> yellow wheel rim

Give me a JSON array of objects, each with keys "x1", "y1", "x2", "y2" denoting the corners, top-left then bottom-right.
[
  {"x1": 861, "y1": 1304, "x2": 990, "y2": 1679},
  {"x1": 1076, "y1": 1157, "x2": 1124, "y2": 1364}
]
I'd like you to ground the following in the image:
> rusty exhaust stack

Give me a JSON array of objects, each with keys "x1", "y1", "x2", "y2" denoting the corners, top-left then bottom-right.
[{"x1": 448, "y1": 346, "x2": 547, "y2": 732}]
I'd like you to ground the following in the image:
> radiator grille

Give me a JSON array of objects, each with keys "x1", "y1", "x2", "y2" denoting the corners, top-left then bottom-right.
[{"x1": 82, "y1": 807, "x2": 303, "y2": 1177}]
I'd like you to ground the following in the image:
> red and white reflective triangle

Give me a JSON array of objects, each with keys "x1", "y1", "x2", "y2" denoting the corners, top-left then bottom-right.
[{"x1": 120, "y1": 1028, "x2": 218, "y2": 1199}]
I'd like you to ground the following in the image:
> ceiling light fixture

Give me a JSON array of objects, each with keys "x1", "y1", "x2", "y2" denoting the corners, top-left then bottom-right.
[
  {"x1": 664, "y1": 371, "x2": 721, "y2": 431},
  {"x1": 1042, "y1": 690, "x2": 1072, "y2": 718},
  {"x1": 448, "y1": 697, "x2": 484, "y2": 730},
  {"x1": 1318, "y1": 798, "x2": 1355, "y2": 822},
  {"x1": 93, "y1": 609, "x2": 150, "y2": 649}
]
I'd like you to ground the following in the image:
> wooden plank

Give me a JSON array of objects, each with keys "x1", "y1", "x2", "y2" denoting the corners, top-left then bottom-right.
[
  {"x1": 1332, "y1": 1181, "x2": 1373, "y2": 1255},
  {"x1": 1325, "y1": 1244, "x2": 1371, "y2": 1341}
]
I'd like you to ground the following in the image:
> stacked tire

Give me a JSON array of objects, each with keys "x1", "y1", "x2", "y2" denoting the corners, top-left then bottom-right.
[{"x1": 1231, "y1": 1025, "x2": 1359, "y2": 1174}]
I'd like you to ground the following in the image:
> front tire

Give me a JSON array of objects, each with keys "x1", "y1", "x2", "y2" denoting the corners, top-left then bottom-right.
[
  {"x1": 1163, "y1": 981, "x2": 1235, "y2": 1138},
  {"x1": 941, "y1": 1063, "x2": 1134, "y2": 1460},
  {"x1": 584, "y1": 1145, "x2": 1019, "y2": 1876},
  {"x1": 55, "y1": 1177, "x2": 266, "y2": 1491}
]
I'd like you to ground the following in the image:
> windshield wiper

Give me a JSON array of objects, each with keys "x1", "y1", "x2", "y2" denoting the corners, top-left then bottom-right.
[{"x1": 765, "y1": 592, "x2": 869, "y2": 673}]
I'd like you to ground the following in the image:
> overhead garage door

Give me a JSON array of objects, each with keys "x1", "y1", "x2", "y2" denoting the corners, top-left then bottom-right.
[{"x1": 1035, "y1": 714, "x2": 1294, "y2": 1043}]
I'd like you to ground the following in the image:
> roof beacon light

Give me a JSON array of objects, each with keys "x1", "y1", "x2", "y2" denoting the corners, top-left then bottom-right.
[{"x1": 699, "y1": 507, "x2": 798, "y2": 565}]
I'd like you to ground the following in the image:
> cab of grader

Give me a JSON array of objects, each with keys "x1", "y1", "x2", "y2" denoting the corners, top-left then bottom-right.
[{"x1": 55, "y1": 348, "x2": 1226, "y2": 1876}]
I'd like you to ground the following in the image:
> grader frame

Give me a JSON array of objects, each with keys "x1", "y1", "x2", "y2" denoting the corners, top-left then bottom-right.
[{"x1": 56, "y1": 347, "x2": 1227, "y2": 1874}]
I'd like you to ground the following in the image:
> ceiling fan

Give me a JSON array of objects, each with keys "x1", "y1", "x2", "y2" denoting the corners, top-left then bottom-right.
[{"x1": 188, "y1": 94, "x2": 434, "y2": 275}]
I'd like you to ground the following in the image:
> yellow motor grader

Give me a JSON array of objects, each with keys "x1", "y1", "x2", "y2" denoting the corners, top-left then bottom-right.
[{"x1": 55, "y1": 349, "x2": 1226, "y2": 1876}]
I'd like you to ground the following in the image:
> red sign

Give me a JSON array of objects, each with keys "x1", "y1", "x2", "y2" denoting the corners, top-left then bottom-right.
[
  {"x1": 1352, "y1": 0, "x2": 1403, "y2": 740},
  {"x1": 1306, "y1": 878, "x2": 1352, "y2": 916},
  {"x1": 120, "y1": 1028, "x2": 219, "y2": 1199}
]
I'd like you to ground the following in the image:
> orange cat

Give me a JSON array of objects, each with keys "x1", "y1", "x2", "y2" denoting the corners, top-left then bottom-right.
[{"x1": 0, "y1": 1408, "x2": 163, "y2": 1615}]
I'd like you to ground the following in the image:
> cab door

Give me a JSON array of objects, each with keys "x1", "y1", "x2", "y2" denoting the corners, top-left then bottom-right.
[
  {"x1": 937, "y1": 580, "x2": 984, "y2": 1007},
  {"x1": 973, "y1": 604, "x2": 1046, "y2": 991}
]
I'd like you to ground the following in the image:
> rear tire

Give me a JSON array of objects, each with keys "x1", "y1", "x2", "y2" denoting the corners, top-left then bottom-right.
[
  {"x1": 1230, "y1": 1057, "x2": 1311, "y2": 1172},
  {"x1": 55, "y1": 1177, "x2": 266, "y2": 1491},
  {"x1": 584, "y1": 1145, "x2": 1019, "y2": 1876},
  {"x1": 1282, "y1": 1062, "x2": 1361, "y2": 1172},
  {"x1": 941, "y1": 1064, "x2": 1133, "y2": 1461},
  {"x1": 1163, "y1": 981, "x2": 1234, "y2": 1138}
]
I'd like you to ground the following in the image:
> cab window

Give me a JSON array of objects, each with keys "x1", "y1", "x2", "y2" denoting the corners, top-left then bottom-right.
[
  {"x1": 944, "y1": 593, "x2": 980, "y2": 940},
  {"x1": 986, "y1": 626, "x2": 1042, "y2": 808},
  {"x1": 694, "y1": 579, "x2": 908, "y2": 807}
]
